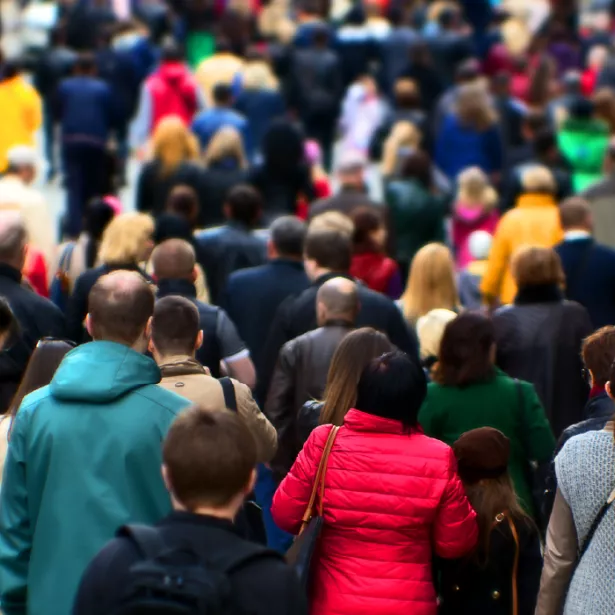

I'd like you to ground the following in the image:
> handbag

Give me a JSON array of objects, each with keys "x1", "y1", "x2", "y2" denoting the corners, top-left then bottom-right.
[{"x1": 286, "y1": 425, "x2": 340, "y2": 589}]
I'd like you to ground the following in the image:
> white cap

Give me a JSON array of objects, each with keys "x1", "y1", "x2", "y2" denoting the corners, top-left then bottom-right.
[
  {"x1": 468, "y1": 230, "x2": 493, "y2": 261},
  {"x1": 7, "y1": 146, "x2": 37, "y2": 168}
]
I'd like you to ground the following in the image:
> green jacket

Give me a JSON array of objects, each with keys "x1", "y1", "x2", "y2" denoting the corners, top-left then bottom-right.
[
  {"x1": 0, "y1": 341, "x2": 191, "y2": 615},
  {"x1": 419, "y1": 369, "x2": 555, "y2": 513},
  {"x1": 385, "y1": 179, "x2": 449, "y2": 265},
  {"x1": 557, "y1": 118, "x2": 610, "y2": 192}
]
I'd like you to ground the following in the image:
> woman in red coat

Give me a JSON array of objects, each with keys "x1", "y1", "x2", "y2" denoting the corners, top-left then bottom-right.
[{"x1": 272, "y1": 352, "x2": 478, "y2": 615}]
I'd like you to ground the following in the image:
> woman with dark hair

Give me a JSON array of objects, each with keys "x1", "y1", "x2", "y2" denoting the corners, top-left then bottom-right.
[
  {"x1": 274, "y1": 351, "x2": 478, "y2": 615},
  {"x1": 419, "y1": 312, "x2": 555, "y2": 517},
  {"x1": 296, "y1": 327, "x2": 393, "y2": 445},
  {"x1": 385, "y1": 150, "x2": 449, "y2": 275},
  {"x1": 438, "y1": 427, "x2": 542, "y2": 615}
]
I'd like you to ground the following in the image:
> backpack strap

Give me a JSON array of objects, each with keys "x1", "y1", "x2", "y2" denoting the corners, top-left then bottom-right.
[
  {"x1": 58, "y1": 242, "x2": 76, "y2": 273},
  {"x1": 117, "y1": 524, "x2": 166, "y2": 560},
  {"x1": 579, "y1": 485, "x2": 615, "y2": 559},
  {"x1": 219, "y1": 377, "x2": 237, "y2": 412}
]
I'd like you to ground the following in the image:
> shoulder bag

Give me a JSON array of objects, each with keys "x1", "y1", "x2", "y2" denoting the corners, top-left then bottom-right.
[
  {"x1": 286, "y1": 425, "x2": 340, "y2": 589},
  {"x1": 493, "y1": 512, "x2": 520, "y2": 615}
]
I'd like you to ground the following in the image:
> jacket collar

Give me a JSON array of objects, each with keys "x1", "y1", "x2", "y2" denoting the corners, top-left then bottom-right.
[
  {"x1": 0, "y1": 263, "x2": 22, "y2": 283},
  {"x1": 514, "y1": 284, "x2": 563, "y2": 305},
  {"x1": 162, "y1": 510, "x2": 239, "y2": 535},
  {"x1": 343, "y1": 408, "x2": 423, "y2": 435},
  {"x1": 515, "y1": 193, "x2": 557, "y2": 209},
  {"x1": 322, "y1": 319, "x2": 355, "y2": 328},
  {"x1": 157, "y1": 278, "x2": 197, "y2": 299},
  {"x1": 585, "y1": 391, "x2": 615, "y2": 422},
  {"x1": 160, "y1": 356, "x2": 210, "y2": 378}
]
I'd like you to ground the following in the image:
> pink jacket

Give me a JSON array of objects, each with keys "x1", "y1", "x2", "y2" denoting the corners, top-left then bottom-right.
[
  {"x1": 272, "y1": 409, "x2": 478, "y2": 615},
  {"x1": 452, "y1": 204, "x2": 499, "y2": 269}
]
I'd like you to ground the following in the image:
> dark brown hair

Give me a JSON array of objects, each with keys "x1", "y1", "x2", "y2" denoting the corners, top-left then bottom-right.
[
  {"x1": 319, "y1": 328, "x2": 393, "y2": 426},
  {"x1": 166, "y1": 185, "x2": 200, "y2": 229},
  {"x1": 582, "y1": 326, "x2": 615, "y2": 387},
  {"x1": 350, "y1": 207, "x2": 384, "y2": 254},
  {"x1": 163, "y1": 408, "x2": 257, "y2": 509},
  {"x1": 559, "y1": 197, "x2": 591, "y2": 230},
  {"x1": 304, "y1": 229, "x2": 352, "y2": 272},
  {"x1": 434, "y1": 313, "x2": 495, "y2": 387},
  {"x1": 152, "y1": 296, "x2": 200, "y2": 357}
]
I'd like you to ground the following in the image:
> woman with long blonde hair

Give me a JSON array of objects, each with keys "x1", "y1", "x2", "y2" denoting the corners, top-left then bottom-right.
[
  {"x1": 400, "y1": 243, "x2": 459, "y2": 325},
  {"x1": 136, "y1": 116, "x2": 202, "y2": 217}
]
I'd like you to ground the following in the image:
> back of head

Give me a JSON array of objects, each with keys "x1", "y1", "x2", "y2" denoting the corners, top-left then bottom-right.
[
  {"x1": 350, "y1": 207, "x2": 384, "y2": 253},
  {"x1": 455, "y1": 58, "x2": 481, "y2": 84},
  {"x1": 75, "y1": 52, "x2": 96, "y2": 75},
  {"x1": 308, "y1": 211, "x2": 354, "y2": 237},
  {"x1": 152, "y1": 295, "x2": 200, "y2": 357},
  {"x1": 400, "y1": 150, "x2": 432, "y2": 188},
  {"x1": 203, "y1": 126, "x2": 247, "y2": 169},
  {"x1": 262, "y1": 120, "x2": 304, "y2": 173},
  {"x1": 165, "y1": 185, "x2": 200, "y2": 227},
  {"x1": 98, "y1": 213, "x2": 154, "y2": 265},
  {"x1": 511, "y1": 246, "x2": 564, "y2": 289},
  {"x1": 304, "y1": 228, "x2": 352, "y2": 275},
  {"x1": 214, "y1": 37, "x2": 232, "y2": 54},
  {"x1": 163, "y1": 408, "x2": 257, "y2": 510},
  {"x1": 337, "y1": 150, "x2": 367, "y2": 188},
  {"x1": 152, "y1": 238, "x2": 195, "y2": 281},
  {"x1": 152, "y1": 116, "x2": 198, "y2": 175},
  {"x1": 569, "y1": 96, "x2": 594, "y2": 121},
  {"x1": 520, "y1": 165, "x2": 556, "y2": 195},
  {"x1": 355, "y1": 351, "x2": 426, "y2": 431},
  {"x1": 582, "y1": 326, "x2": 615, "y2": 388},
  {"x1": 84, "y1": 198, "x2": 116, "y2": 241},
  {"x1": 394, "y1": 78, "x2": 421, "y2": 109},
  {"x1": 0, "y1": 212, "x2": 27, "y2": 269},
  {"x1": 3, "y1": 58, "x2": 22, "y2": 80},
  {"x1": 456, "y1": 167, "x2": 496, "y2": 206},
  {"x1": 161, "y1": 41, "x2": 182, "y2": 63},
  {"x1": 456, "y1": 82, "x2": 497, "y2": 131},
  {"x1": 270, "y1": 216, "x2": 307, "y2": 259},
  {"x1": 316, "y1": 276, "x2": 359, "y2": 322},
  {"x1": 416, "y1": 308, "x2": 457, "y2": 361},
  {"x1": 532, "y1": 129, "x2": 558, "y2": 160},
  {"x1": 154, "y1": 213, "x2": 193, "y2": 246},
  {"x1": 225, "y1": 185, "x2": 262, "y2": 228},
  {"x1": 213, "y1": 82, "x2": 233, "y2": 106},
  {"x1": 524, "y1": 109, "x2": 549, "y2": 137},
  {"x1": 88, "y1": 271, "x2": 155, "y2": 345},
  {"x1": 559, "y1": 197, "x2": 592, "y2": 231}
]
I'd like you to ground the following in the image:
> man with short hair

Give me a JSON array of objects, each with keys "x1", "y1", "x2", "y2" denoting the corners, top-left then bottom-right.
[
  {"x1": 196, "y1": 185, "x2": 267, "y2": 304},
  {"x1": 152, "y1": 239, "x2": 256, "y2": 387},
  {"x1": 150, "y1": 296, "x2": 276, "y2": 463},
  {"x1": 74, "y1": 408, "x2": 307, "y2": 615},
  {"x1": 0, "y1": 212, "x2": 65, "y2": 346},
  {"x1": 266, "y1": 277, "x2": 360, "y2": 481},
  {"x1": 223, "y1": 216, "x2": 309, "y2": 385},
  {"x1": 0, "y1": 271, "x2": 191, "y2": 615},
  {"x1": 555, "y1": 197, "x2": 615, "y2": 329},
  {"x1": 258, "y1": 227, "x2": 417, "y2": 402}
]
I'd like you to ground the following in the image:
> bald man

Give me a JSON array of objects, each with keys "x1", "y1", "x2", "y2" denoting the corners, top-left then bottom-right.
[
  {"x1": 265, "y1": 277, "x2": 360, "y2": 482},
  {"x1": 152, "y1": 239, "x2": 256, "y2": 388},
  {"x1": 0, "y1": 270, "x2": 192, "y2": 615}
]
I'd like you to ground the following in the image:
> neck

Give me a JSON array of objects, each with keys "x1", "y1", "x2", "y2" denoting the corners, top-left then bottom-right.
[
  {"x1": 157, "y1": 351, "x2": 195, "y2": 365},
  {"x1": 321, "y1": 316, "x2": 354, "y2": 327},
  {"x1": 275, "y1": 254, "x2": 302, "y2": 263}
]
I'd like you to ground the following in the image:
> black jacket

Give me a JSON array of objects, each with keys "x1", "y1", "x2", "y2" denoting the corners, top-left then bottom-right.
[
  {"x1": 297, "y1": 399, "x2": 323, "y2": 449},
  {"x1": 493, "y1": 285, "x2": 592, "y2": 437},
  {"x1": 195, "y1": 223, "x2": 267, "y2": 305},
  {"x1": 258, "y1": 272, "x2": 417, "y2": 403},
  {"x1": 0, "y1": 332, "x2": 34, "y2": 413},
  {"x1": 265, "y1": 321, "x2": 354, "y2": 481},
  {"x1": 0, "y1": 264, "x2": 66, "y2": 348},
  {"x1": 199, "y1": 164, "x2": 248, "y2": 228},
  {"x1": 222, "y1": 260, "x2": 309, "y2": 389},
  {"x1": 73, "y1": 512, "x2": 308, "y2": 615},
  {"x1": 438, "y1": 516, "x2": 542, "y2": 615}
]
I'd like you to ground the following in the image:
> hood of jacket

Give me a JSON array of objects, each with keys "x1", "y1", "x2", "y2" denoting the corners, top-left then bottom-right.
[
  {"x1": 157, "y1": 62, "x2": 192, "y2": 86},
  {"x1": 50, "y1": 341, "x2": 161, "y2": 403}
]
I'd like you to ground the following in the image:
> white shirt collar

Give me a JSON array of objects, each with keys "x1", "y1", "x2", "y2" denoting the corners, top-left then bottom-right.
[{"x1": 564, "y1": 230, "x2": 592, "y2": 241}]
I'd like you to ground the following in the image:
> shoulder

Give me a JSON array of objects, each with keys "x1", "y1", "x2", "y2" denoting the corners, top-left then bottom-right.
[
  {"x1": 227, "y1": 265, "x2": 268, "y2": 286},
  {"x1": 135, "y1": 384, "x2": 192, "y2": 415},
  {"x1": 557, "y1": 428, "x2": 613, "y2": 469}
]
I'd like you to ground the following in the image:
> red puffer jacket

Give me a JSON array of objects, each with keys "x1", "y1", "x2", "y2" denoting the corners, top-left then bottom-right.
[{"x1": 272, "y1": 409, "x2": 478, "y2": 615}]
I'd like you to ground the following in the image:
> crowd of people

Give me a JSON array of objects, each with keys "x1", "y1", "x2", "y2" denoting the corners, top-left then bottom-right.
[{"x1": 0, "y1": 0, "x2": 615, "y2": 613}]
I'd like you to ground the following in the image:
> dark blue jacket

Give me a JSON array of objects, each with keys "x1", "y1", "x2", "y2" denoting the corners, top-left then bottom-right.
[
  {"x1": 56, "y1": 76, "x2": 114, "y2": 144},
  {"x1": 555, "y1": 237, "x2": 615, "y2": 330},
  {"x1": 96, "y1": 47, "x2": 141, "y2": 122},
  {"x1": 222, "y1": 259, "x2": 309, "y2": 388}
]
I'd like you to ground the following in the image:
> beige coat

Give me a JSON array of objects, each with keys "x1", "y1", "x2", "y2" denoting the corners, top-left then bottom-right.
[{"x1": 158, "y1": 356, "x2": 277, "y2": 463}]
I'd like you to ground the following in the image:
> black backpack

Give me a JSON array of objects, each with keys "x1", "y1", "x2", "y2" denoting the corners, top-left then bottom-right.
[{"x1": 112, "y1": 524, "x2": 277, "y2": 615}]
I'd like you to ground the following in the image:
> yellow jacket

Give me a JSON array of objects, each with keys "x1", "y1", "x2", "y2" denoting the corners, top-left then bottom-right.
[
  {"x1": 195, "y1": 53, "x2": 244, "y2": 106},
  {"x1": 0, "y1": 76, "x2": 42, "y2": 171},
  {"x1": 481, "y1": 193, "x2": 564, "y2": 305}
]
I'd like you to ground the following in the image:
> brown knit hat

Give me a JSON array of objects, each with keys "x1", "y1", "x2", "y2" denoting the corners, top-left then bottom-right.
[{"x1": 453, "y1": 427, "x2": 510, "y2": 484}]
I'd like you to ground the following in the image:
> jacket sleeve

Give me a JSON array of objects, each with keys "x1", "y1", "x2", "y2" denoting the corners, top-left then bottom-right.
[
  {"x1": 66, "y1": 274, "x2": 89, "y2": 343},
  {"x1": 535, "y1": 488, "x2": 578, "y2": 615},
  {"x1": 518, "y1": 381, "x2": 556, "y2": 463},
  {"x1": 0, "y1": 409, "x2": 32, "y2": 615},
  {"x1": 517, "y1": 520, "x2": 543, "y2": 615},
  {"x1": 271, "y1": 426, "x2": 331, "y2": 535},
  {"x1": 264, "y1": 342, "x2": 300, "y2": 480},
  {"x1": 480, "y1": 214, "x2": 511, "y2": 302},
  {"x1": 234, "y1": 380, "x2": 278, "y2": 464},
  {"x1": 432, "y1": 448, "x2": 479, "y2": 559}
]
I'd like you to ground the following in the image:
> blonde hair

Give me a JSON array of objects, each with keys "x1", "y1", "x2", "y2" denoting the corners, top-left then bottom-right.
[
  {"x1": 381, "y1": 121, "x2": 422, "y2": 177},
  {"x1": 416, "y1": 308, "x2": 458, "y2": 360},
  {"x1": 98, "y1": 213, "x2": 154, "y2": 265},
  {"x1": 152, "y1": 116, "x2": 199, "y2": 175},
  {"x1": 309, "y1": 211, "x2": 354, "y2": 237},
  {"x1": 455, "y1": 82, "x2": 497, "y2": 131},
  {"x1": 521, "y1": 165, "x2": 556, "y2": 194},
  {"x1": 242, "y1": 61, "x2": 279, "y2": 91},
  {"x1": 202, "y1": 126, "x2": 248, "y2": 169},
  {"x1": 456, "y1": 167, "x2": 498, "y2": 210},
  {"x1": 401, "y1": 243, "x2": 459, "y2": 324},
  {"x1": 511, "y1": 245, "x2": 565, "y2": 288}
]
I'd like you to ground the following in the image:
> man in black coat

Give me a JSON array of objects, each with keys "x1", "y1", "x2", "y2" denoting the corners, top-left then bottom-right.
[
  {"x1": 555, "y1": 198, "x2": 615, "y2": 330},
  {"x1": 258, "y1": 227, "x2": 418, "y2": 403},
  {"x1": 0, "y1": 213, "x2": 66, "y2": 347},
  {"x1": 152, "y1": 239, "x2": 256, "y2": 388},
  {"x1": 222, "y1": 216, "x2": 309, "y2": 390},
  {"x1": 74, "y1": 407, "x2": 306, "y2": 615}
]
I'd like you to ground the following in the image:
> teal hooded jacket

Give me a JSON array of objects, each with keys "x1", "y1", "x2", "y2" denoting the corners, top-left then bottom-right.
[{"x1": 0, "y1": 341, "x2": 192, "y2": 615}]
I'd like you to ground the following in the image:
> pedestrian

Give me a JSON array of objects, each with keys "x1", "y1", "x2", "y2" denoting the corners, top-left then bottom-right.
[
  {"x1": 195, "y1": 37, "x2": 244, "y2": 107},
  {"x1": 415, "y1": 308, "x2": 457, "y2": 376},
  {"x1": 150, "y1": 295, "x2": 276, "y2": 462},
  {"x1": 380, "y1": 120, "x2": 422, "y2": 179},
  {"x1": 74, "y1": 408, "x2": 307, "y2": 615},
  {"x1": 492, "y1": 246, "x2": 592, "y2": 437},
  {"x1": 0, "y1": 271, "x2": 192, "y2": 615},
  {"x1": 419, "y1": 312, "x2": 555, "y2": 516},
  {"x1": 555, "y1": 197, "x2": 615, "y2": 329},
  {"x1": 273, "y1": 351, "x2": 478, "y2": 615},
  {"x1": 296, "y1": 327, "x2": 393, "y2": 446},
  {"x1": 195, "y1": 185, "x2": 267, "y2": 305},
  {"x1": 266, "y1": 277, "x2": 359, "y2": 482},
  {"x1": 399, "y1": 243, "x2": 459, "y2": 327},
  {"x1": 67, "y1": 212, "x2": 154, "y2": 342},
  {"x1": 135, "y1": 115, "x2": 201, "y2": 217},
  {"x1": 457, "y1": 230, "x2": 493, "y2": 309},
  {"x1": 223, "y1": 216, "x2": 309, "y2": 389},
  {"x1": 152, "y1": 239, "x2": 255, "y2": 386},
  {"x1": 481, "y1": 165, "x2": 564, "y2": 307},
  {"x1": 438, "y1": 428, "x2": 543, "y2": 615},
  {"x1": 56, "y1": 53, "x2": 114, "y2": 238}
]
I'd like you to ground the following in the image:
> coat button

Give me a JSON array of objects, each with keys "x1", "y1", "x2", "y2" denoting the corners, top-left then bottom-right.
[{"x1": 491, "y1": 590, "x2": 501, "y2": 600}]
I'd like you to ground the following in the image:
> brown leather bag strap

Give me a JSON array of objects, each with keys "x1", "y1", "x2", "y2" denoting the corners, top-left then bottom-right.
[
  {"x1": 506, "y1": 515, "x2": 520, "y2": 615},
  {"x1": 299, "y1": 426, "x2": 340, "y2": 533}
]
